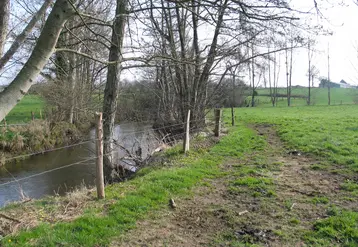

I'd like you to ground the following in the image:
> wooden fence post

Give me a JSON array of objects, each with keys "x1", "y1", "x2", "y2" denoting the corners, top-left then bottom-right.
[
  {"x1": 231, "y1": 106, "x2": 235, "y2": 126},
  {"x1": 183, "y1": 110, "x2": 190, "y2": 153},
  {"x1": 40, "y1": 110, "x2": 42, "y2": 119},
  {"x1": 95, "y1": 112, "x2": 105, "y2": 199},
  {"x1": 214, "y1": 109, "x2": 222, "y2": 137},
  {"x1": 31, "y1": 111, "x2": 35, "y2": 121}
]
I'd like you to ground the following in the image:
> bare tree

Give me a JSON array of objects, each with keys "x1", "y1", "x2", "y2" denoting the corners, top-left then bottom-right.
[
  {"x1": 0, "y1": 0, "x2": 77, "y2": 122},
  {"x1": 103, "y1": 0, "x2": 129, "y2": 179},
  {"x1": 0, "y1": 0, "x2": 10, "y2": 57},
  {"x1": 268, "y1": 46, "x2": 280, "y2": 107},
  {"x1": 285, "y1": 40, "x2": 293, "y2": 107},
  {"x1": 327, "y1": 42, "x2": 331, "y2": 105},
  {"x1": 307, "y1": 39, "x2": 319, "y2": 105},
  {"x1": 0, "y1": 0, "x2": 53, "y2": 72}
]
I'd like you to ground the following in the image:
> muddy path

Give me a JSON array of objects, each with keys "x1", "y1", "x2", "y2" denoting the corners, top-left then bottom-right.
[{"x1": 111, "y1": 125, "x2": 356, "y2": 247}]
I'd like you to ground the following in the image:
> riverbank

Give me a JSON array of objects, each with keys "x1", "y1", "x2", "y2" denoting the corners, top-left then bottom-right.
[
  {"x1": 0, "y1": 131, "x2": 223, "y2": 244},
  {"x1": 0, "y1": 120, "x2": 86, "y2": 166}
]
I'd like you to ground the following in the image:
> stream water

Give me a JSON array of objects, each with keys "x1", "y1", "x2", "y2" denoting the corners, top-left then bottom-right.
[{"x1": 0, "y1": 123, "x2": 159, "y2": 207}]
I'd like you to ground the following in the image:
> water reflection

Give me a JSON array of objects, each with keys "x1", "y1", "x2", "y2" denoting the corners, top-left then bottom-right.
[{"x1": 0, "y1": 122, "x2": 158, "y2": 207}]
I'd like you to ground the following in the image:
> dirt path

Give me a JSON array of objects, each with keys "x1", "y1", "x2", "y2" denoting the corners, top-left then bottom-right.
[{"x1": 111, "y1": 125, "x2": 354, "y2": 247}]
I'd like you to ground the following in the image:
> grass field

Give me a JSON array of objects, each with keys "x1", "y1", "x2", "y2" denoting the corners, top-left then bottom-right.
[
  {"x1": 236, "y1": 105, "x2": 358, "y2": 172},
  {"x1": 253, "y1": 87, "x2": 358, "y2": 107},
  {"x1": 2, "y1": 95, "x2": 45, "y2": 124},
  {"x1": 2, "y1": 104, "x2": 358, "y2": 246}
]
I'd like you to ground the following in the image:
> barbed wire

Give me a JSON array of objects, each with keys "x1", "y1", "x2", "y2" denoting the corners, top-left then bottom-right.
[
  {"x1": 1, "y1": 118, "x2": 212, "y2": 165},
  {"x1": 118, "y1": 119, "x2": 206, "y2": 135},
  {"x1": 0, "y1": 150, "x2": 125, "y2": 188},
  {"x1": 0, "y1": 156, "x2": 97, "y2": 187},
  {"x1": 0, "y1": 121, "x2": 216, "y2": 193},
  {"x1": 3, "y1": 139, "x2": 98, "y2": 163}
]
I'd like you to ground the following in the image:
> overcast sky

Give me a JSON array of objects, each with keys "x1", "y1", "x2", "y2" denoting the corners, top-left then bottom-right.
[{"x1": 287, "y1": 0, "x2": 358, "y2": 87}]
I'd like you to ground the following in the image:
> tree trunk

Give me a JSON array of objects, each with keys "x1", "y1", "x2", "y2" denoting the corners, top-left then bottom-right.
[
  {"x1": 328, "y1": 44, "x2": 331, "y2": 106},
  {"x1": 0, "y1": 0, "x2": 76, "y2": 122},
  {"x1": 68, "y1": 50, "x2": 76, "y2": 124},
  {"x1": 231, "y1": 70, "x2": 236, "y2": 126},
  {"x1": 251, "y1": 44, "x2": 255, "y2": 107},
  {"x1": 103, "y1": 0, "x2": 128, "y2": 180},
  {"x1": 0, "y1": 0, "x2": 53, "y2": 72},
  {"x1": 308, "y1": 43, "x2": 311, "y2": 106},
  {"x1": 0, "y1": 0, "x2": 9, "y2": 57},
  {"x1": 288, "y1": 44, "x2": 293, "y2": 106}
]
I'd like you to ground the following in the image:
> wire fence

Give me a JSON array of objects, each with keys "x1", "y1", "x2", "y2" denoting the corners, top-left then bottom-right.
[{"x1": 0, "y1": 112, "x2": 221, "y2": 200}]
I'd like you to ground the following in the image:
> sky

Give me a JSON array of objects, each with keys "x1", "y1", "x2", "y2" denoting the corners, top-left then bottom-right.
[{"x1": 286, "y1": 0, "x2": 358, "y2": 87}]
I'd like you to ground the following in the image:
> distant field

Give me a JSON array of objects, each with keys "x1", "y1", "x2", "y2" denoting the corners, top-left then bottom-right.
[
  {"x1": 2, "y1": 95, "x2": 45, "y2": 124},
  {"x1": 232, "y1": 104, "x2": 358, "y2": 170},
  {"x1": 252, "y1": 87, "x2": 358, "y2": 107}
]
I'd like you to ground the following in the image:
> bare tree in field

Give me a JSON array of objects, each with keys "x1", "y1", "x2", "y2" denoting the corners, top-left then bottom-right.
[
  {"x1": 285, "y1": 39, "x2": 293, "y2": 106},
  {"x1": 307, "y1": 39, "x2": 319, "y2": 105},
  {"x1": 268, "y1": 47, "x2": 280, "y2": 107},
  {"x1": 327, "y1": 43, "x2": 331, "y2": 105},
  {"x1": 250, "y1": 43, "x2": 256, "y2": 107}
]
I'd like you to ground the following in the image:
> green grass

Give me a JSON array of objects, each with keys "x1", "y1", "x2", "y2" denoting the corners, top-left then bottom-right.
[
  {"x1": 230, "y1": 105, "x2": 358, "y2": 173},
  {"x1": 4, "y1": 103, "x2": 358, "y2": 246},
  {"x1": 2, "y1": 95, "x2": 45, "y2": 124},
  {"x1": 1, "y1": 123, "x2": 260, "y2": 246},
  {"x1": 341, "y1": 180, "x2": 358, "y2": 195},
  {"x1": 252, "y1": 87, "x2": 358, "y2": 107},
  {"x1": 306, "y1": 208, "x2": 358, "y2": 247},
  {"x1": 230, "y1": 176, "x2": 275, "y2": 198},
  {"x1": 311, "y1": 196, "x2": 330, "y2": 205}
]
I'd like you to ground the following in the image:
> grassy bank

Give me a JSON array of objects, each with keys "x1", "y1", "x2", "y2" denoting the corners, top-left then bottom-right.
[
  {"x1": 0, "y1": 95, "x2": 88, "y2": 165},
  {"x1": 0, "y1": 126, "x2": 262, "y2": 246},
  {"x1": 0, "y1": 120, "x2": 82, "y2": 165},
  {"x1": 2, "y1": 95, "x2": 45, "y2": 124},
  {"x1": 2, "y1": 105, "x2": 358, "y2": 246}
]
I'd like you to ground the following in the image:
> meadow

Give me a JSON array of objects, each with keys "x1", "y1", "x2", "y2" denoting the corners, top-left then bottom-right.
[
  {"x1": 1, "y1": 104, "x2": 358, "y2": 246},
  {"x1": 1, "y1": 92, "x2": 358, "y2": 246},
  {"x1": 1, "y1": 95, "x2": 44, "y2": 124},
  {"x1": 253, "y1": 87, "x2": 358, "y2": 107},
  {"x1": 236, "y1": 105, "x2": 358, "y2": 172}
]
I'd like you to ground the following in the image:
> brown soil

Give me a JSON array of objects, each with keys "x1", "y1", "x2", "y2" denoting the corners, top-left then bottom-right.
[{"x1": 111, "y1": 124, "x2": 356, "y2": 247}]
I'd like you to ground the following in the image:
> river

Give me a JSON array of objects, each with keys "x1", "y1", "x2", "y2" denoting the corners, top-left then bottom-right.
[{"x1": 0, "y1": 123, "x2": 159, "y2": 207}]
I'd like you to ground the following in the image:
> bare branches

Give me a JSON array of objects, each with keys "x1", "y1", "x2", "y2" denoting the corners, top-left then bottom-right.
[{"x1": 0, "y1": 0, "x2": 53, "y2": 72}]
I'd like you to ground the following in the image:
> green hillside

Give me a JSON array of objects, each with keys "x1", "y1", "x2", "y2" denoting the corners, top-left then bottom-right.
[{"x1": 251, "y1": 87, "x2": 358, "y2": 107}]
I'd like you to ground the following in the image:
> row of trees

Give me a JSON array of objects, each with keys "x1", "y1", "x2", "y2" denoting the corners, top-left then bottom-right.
[{"x1": 0, "y1": 0, "x2": 323, "y2": 179}]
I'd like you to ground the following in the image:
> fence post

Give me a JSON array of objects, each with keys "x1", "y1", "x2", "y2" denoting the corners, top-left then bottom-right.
[
  {"x1": 40, "y1": 110, "x2": 42, "y2": 119},
  {"x1": 95, "y1": 112, "x2": 105, "y2": 199},
  {"x1": 214, "y1": 108, "x2": 222, "y2": 137},
  {"x1": 183, "y1": 110, "x2": 190, "y2": 153},
  {"x1": 231, "y1": 106, "x2": 235, "y2": 126},
  {"x1": 31, "y1": 111, "x2": 35, "y2": 121}
]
